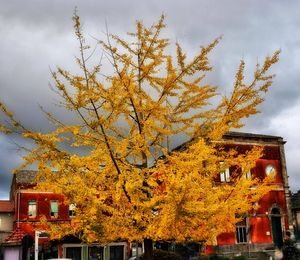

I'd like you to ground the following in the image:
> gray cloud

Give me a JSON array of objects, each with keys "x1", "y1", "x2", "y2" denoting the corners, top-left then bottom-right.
[{"x1": 1, "y1": 0, "x2": 300, "y2": 198}]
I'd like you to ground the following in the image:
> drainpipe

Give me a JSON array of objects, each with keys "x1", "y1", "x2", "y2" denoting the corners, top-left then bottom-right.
[{"x1": 17, "y1": 189, "x2": 20, "y2": 228}]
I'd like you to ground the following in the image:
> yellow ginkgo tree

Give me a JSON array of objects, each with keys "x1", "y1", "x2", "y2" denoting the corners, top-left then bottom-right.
[{"x1": 0, "y1": 13, "x2": 280, "y2": 260}]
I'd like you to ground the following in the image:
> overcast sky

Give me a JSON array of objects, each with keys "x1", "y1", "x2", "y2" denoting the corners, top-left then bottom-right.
[{"x1": 1, "y1": 0, "x2": 300, "y2": 199}]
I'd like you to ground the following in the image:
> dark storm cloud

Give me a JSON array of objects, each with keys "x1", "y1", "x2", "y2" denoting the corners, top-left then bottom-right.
[
  {"x1": 1, "y1": 0, "x2": 300, "y2": 198},
  {"x1": 0, "y1": 135, "x2": 25, "y2": 198}
]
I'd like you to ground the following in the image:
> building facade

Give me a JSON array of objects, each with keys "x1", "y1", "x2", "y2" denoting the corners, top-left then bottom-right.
[
  {"x1": 0, "y1": 200, "x2": 14, "y2": 260},
  {"x1": 0, "y1": 201, "x2": 14, "y2": 243},
  {"x1": 291, "y1": 191, "x2": 300, "y2": 241},
  {"x1": 2, "y1": 170, "x2": 128, "y2": 260},
  {"x1": 213, "y1": 132, "x2": 291, "y2": 257},
  {"x1": 0, "y1": 132, "x2": 293, "y2": 259}
]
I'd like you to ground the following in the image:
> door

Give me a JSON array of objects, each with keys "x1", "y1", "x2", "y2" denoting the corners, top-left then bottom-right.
[{"x1": 271, "y1": 208, "x2": 283, "y2": 248}]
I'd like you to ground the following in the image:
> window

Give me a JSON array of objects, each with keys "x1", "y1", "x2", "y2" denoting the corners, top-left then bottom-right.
[
  {"x1": 88, "y1": 246, "x2": 104, "y2": 260},
  {"x1": 69, "y1": 203, "x2": 76, "y2": 217},
  {"x1": 236, "y1": 218, "x2": 248, "y2": 243},
  {"x1": 66, "y1": 247, "x2": 82, "y2": 260},
  {"x1": 220, "y1": 163, "x2": 230, "y2": 182},
  {"x1": 50, "y1": 201, "x2": 59, "y2": 218},
  {"x1": 109, "y1": 245, "x2": 124, "y2": 260},
  {"x1": 265, "y1": 164, "x2": 276, "y2": 176},
  {"x1": 28, "y1": 200, "x2": 37, "y2": 218}
]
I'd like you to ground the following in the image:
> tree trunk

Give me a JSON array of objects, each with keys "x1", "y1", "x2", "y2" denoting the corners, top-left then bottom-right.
[{"x1": 143, "y1": 238, "x2": 153, "y2": 260}]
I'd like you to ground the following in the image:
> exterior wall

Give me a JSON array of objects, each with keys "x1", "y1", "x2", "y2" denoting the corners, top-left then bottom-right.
[
  {"x1": 0, "y1": 213, "x2": 14, "y2": 242},
  {"x1": 11, "y1": 191, "x2": 71, "y2": 259},
  {"x1": 291, "y1": 192, "x2": 300, "y2": 240},
  {"x1": 14, "y1": 191, "x2": 70, "y2": 236},
  {"x1": 16, "y1": 192, "x2": 68, "y2": 221},
  {"x1": 3, "y1": 246, "x2": 21, "y2": 260},
  {"x1": 217, "y1": 232, "x2": 236, "y2": 245},
  {"x1": 215, "y1": 137, "x2": 290, "y2": 253},
  {"x1": 293, "y1": 209, "x2": 300, "y2": 239},
  {"x1": 249, "y1": 216, "x2": 273, "y2": 244},
  {"x1": 12, "y1": 191, "x2": 129, "y2": 260}
]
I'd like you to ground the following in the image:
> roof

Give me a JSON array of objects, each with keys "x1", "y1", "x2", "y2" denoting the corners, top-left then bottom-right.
[
  {"x1": 3, "y1": 227, "x2": 27, "y2": 245},
  {"x1": 14, "y1": 170, "x2": 37, "y2": 184},
  {"x1": 173, "y1": 131, "x2": 285, "y2": 152},
  {"x1": 223, "y1": 131, "x2": 283, "y2": 140},
  {"x1": 0, "y1": 200, "x2": 14, "y2": 212},
  {"x1": 222, "y1": 131, "x2": 285, "y2": 145}
]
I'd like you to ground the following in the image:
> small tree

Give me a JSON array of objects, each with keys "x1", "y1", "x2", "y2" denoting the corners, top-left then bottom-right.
[{"x1": 0, "y1": 13, "x2": 279, "y2": 260}]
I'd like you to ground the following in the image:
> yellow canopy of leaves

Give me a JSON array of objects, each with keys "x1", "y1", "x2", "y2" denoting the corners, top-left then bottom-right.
[{"x1": 0, "y1": 12, "x2": 279, "y2": 245}]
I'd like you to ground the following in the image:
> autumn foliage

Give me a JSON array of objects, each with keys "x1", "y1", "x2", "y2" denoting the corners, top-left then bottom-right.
[{"x1": 0, "y1": 12, "x2": 279, "y2": 256}]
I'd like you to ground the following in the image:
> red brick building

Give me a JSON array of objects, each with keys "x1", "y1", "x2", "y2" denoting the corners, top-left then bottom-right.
[
  {"x1": 3, "y1": 170, "x2": 128, "y2": 260},
  {"x1": 0, "y1": 132, "x2": 293, "y2": 259},
  {"x1": 213, "y1": 132, "x2": 292, "y2": 257}
]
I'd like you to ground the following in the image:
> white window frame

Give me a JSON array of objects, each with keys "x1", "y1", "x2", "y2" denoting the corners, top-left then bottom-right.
[{"x1": 220, "y1": 162, "x2": 230, "y2": 182}]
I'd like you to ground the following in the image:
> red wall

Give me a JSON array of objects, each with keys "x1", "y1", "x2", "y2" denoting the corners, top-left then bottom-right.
[
  {"x1": 16, "y1": 192, "x2": 69, "y2": 221},
  {"x1": 216, "y1": 144, "x2": 288, "y2": 246},
  {"x1": 250, "y1": 216, "x2": 273, "y2": 244},
  {"x1": 14, "y1": 192, "x2": 71, "y2": 236},
  {"x1": 223, "y1": 144, "x2": 281, "y2": 160},
  {"x1": 254, "y1": 159, "x2": 283, "y2": 183},
  {"x1": 218, "y1": 232, "x2": 236, "y2": 245}
]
